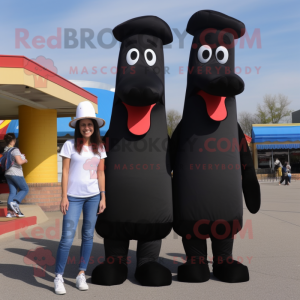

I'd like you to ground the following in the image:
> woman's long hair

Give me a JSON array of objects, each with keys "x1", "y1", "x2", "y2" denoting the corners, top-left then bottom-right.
[{"x1": 74, "y1": 119, "x2": 103, "y2": 155}]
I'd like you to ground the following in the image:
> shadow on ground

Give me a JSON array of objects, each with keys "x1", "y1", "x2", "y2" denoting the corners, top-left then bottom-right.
[{"x1": 3, "y1": 237, "x2": 187, "y2": 290}]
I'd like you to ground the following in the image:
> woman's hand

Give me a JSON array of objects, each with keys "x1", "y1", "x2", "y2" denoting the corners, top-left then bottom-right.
[
  {"x1": 15, "y1": 156, "x2": 28, "y2": 165},
  {"x1": 98, "y1": 194, "x2": 106, "y2": 214},
  {"x1": 60, "y1": 197, "x2": 69, "y2": 215}
]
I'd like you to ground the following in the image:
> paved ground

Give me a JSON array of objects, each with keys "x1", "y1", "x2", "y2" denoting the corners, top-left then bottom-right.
[{"x1": 0, "y1": 181, "x2": 299, "y2": 300}]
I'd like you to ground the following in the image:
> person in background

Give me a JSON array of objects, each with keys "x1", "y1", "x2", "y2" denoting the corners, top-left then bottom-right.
[
  {"x1": 279, "y1": 162, "x2": 289, "y2": 186},
  {"x1": 54, "y1": 101, "x2": 106, "y2": 295},
  {"x1": 286, "y1": 161, "x2": 292, "y2": 184},
  {"x1": 274, "y1": 158, "x2": 282, "y2": 179},
  {"x1": 3, "y1": 133, "x2": 28, "y2": 217},
  {"x1": 0, "y1": 153, "x2": 5, "y2": 205}
]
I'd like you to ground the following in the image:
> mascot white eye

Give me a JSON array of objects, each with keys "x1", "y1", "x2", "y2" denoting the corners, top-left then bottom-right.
[
  {"x1": 126, "y1": 48, "x2": 139, "y2": 65},
  {"x1": 144, "y1": 49, "x2": 156, "y2": 66},
  {"x1": 215, "y1": 46, "x2": 229, "y2": 64},
  {"x1": 197, "y1": 45, "x2": 212, "y2": 63}
]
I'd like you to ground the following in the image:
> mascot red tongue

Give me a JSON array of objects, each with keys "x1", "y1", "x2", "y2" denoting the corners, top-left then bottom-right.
[
  {"x1": 123, "y1": 102, "x2": 156, "y2": 135},
  {"x1": 198, "y1": 90, "x2": 227, "y2": 121}
]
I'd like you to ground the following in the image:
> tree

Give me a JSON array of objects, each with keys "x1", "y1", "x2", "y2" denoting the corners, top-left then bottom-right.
[
  {"x1": 238, "y1": 112, "x2": 259, "y2": 136},
  {"x1": 166, "y1": 109, "x2": 181, "y2": 137},
  {"x1": 238, "y1": 94, "x2": 292, "y2": 136},
  {"x1": 256, "y1": 94, "x2": 292, "y2": 124}
]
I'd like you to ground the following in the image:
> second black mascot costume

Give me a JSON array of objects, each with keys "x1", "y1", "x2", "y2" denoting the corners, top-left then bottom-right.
[
  {"x1": 91, "y1": 16, "x2": 173, "y2": 286},
  {"x1": 171, "y1": 10, "x2": 261, "y2": 283}
]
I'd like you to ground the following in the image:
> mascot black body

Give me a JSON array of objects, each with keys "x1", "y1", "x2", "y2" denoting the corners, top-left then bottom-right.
[
  {"x1": 92, "y1": 16, "x2": 173, "y2": 286},
  {"x1": 171, "y1": 10, "x2": 261, "y2": 283}
]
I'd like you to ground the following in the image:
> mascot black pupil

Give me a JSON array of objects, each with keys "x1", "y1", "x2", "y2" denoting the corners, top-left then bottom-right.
[
  {"x1": 217, "y1": 51, "x2": 224, "y2": 60},
  {"x1": 203, "y1": 50, "x2": 210, "y2": 59},
  {"x1": 131, "y1": 51, "x2": 137, "y2": 60},
  {"x1": 147, "y1": 52, "x2": 153, "y2": 60}
]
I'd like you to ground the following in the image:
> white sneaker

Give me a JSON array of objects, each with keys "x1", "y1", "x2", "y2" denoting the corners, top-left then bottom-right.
[
  {"x1": 10, "y1": 201, "x2": 25, "y2": 217},
  {"x1": 6, "y1": 211, "x2": 17, "y2": 218},
  {"x1": 9, "y1": 201, "x2": 19, "y2": 215},
  {"x1": 54, "y1": 274, "x2": 66, "y2": 295},
  {"x1": 16, "y1": 209, "x2": 25, "y2": 217},
  {"x1": 76, "y1": 273, "x2": 89, "y2": 291}
]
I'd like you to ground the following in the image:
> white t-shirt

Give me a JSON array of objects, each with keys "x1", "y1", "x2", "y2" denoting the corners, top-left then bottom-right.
[{"x1": 60, "y1": 139, "x2": 107, "y2": 198}]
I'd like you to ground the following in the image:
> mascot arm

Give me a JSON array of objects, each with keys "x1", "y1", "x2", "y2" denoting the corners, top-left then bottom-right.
[
  {"x1": 238, "y1": 123, "x2": 261, "y2": 214},
  {"x1": 103, "y1": 129, "x2": 110, "y2": 145},
  {"x1": 170, "y1": 120, "x2": 182, "y2": 170}
]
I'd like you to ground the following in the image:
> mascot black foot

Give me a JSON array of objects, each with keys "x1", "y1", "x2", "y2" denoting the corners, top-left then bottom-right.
[
  {"x1": 91, "y1": 16, "x2": 173, "y2": 286},
  {"x1": 91, "y1": 261, "x2": 128, "y2": 286},
  {"x1": 178, "y1": 260, "x2": 210, "y2": 283},
  {"x1": 135, "y1": 262, "x2": 172, "y2": 286},
  {"x1": 171, "y1": 10, "x2": 261, "y2": 284},
  {"x1": 213, "y1": 260, "x2": 249, "y2": 283}
]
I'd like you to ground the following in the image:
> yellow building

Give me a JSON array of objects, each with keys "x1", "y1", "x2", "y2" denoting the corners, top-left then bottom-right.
[{"x1": 0, "y1": 55, "x2": 98, "y2": 210}]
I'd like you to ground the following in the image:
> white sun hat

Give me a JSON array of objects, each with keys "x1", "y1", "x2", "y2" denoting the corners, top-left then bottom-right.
[{"x1": 69, "y1": 101, "x2": 105, "y2": 128}]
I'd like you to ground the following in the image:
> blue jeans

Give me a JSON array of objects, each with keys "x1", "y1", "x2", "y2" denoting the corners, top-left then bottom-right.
[
  {"x1": 55, "y1": 194, "x2": 101, "y2": 275},
  {"x1": 5, "y1": 175, "x2": 29, "y2": 207}
]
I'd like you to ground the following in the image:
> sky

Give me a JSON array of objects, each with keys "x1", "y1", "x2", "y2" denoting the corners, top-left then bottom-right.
[{"x1": 1, "y1": 0, "x2": 299, "y2": 115}]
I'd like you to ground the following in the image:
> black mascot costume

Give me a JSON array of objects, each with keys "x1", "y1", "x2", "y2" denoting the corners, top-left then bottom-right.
[
  {"x1": 171, "y1": 10, "x2": 261, "y2": 283},
  {"x1": 91, "y1": 16, "x2": 173, "y2": 286}
]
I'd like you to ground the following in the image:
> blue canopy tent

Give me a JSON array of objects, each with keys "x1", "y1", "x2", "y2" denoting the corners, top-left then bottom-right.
[
  {"x1": 251, "y1": 124, "x2": 300, "y2": 172},
  {"x1": 252, "y1": 125, "x2": 300, "y2": 143},
  {"x1": 256, "y1": 144, "x2": 300, "y2": 150}
]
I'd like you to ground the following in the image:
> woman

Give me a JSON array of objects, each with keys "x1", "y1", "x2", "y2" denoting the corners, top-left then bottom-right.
[
  {"x1": 274, "y1": 158, "x2": 282, "y2": 179},
  {"x1": 286, "y1": 162, "x2": 292, "y2": 184},
  {"x1": 279, "y1": 162, "x2": 289, "y2": 186},
  {"x1": 3, "y1": 133, "x2": 28, "y2": 217},
  {"x1": 54, "y1": 101, "x2": 106, "y2": 295}
]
